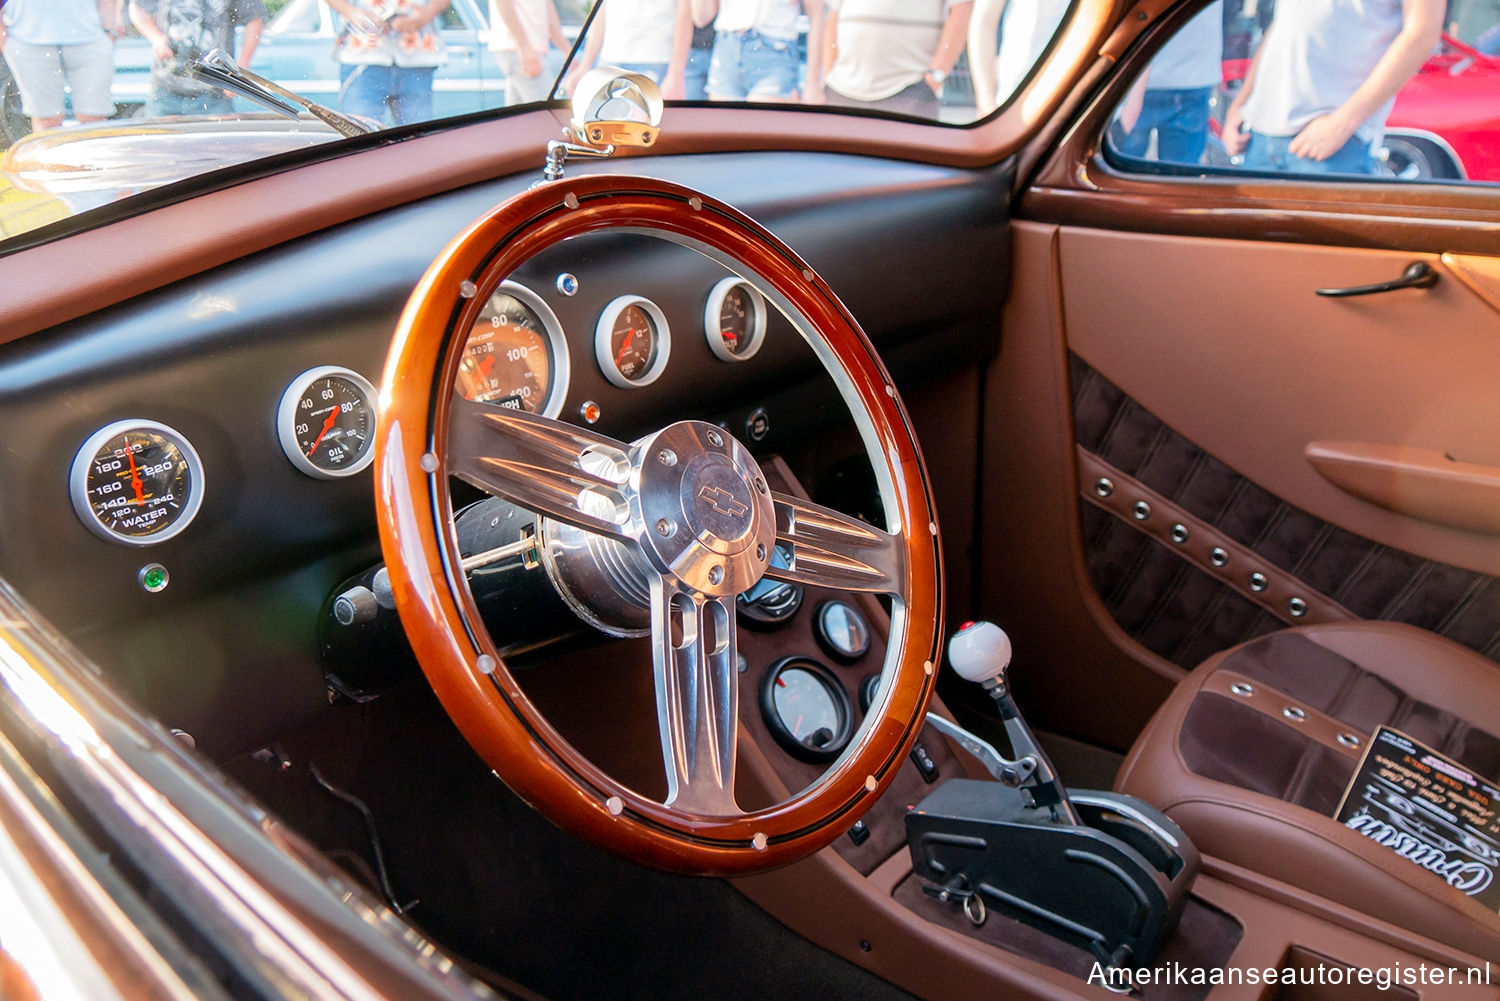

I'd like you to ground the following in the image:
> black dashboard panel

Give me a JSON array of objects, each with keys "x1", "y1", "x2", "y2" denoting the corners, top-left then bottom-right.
[{"x1": 0, "y1": 151, "x2": 1011, "y2": 756}]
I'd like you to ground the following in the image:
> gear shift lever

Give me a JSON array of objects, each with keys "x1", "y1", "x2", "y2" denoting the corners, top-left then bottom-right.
[
  {"x1": 944, "y1": 621, "x2": 1081, "y2": 825},
  {"x1": 907, "y1": 622, "x2": 1199, "y2": 967}
]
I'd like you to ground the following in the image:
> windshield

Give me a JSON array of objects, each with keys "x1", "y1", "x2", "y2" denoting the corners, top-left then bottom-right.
[{"x1": 0, "y1": 0, "x2": 1066, "y2": 248}]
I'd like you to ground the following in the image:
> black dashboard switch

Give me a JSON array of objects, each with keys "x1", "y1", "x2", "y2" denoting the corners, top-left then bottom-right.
[
  {"x1": 909, "y1": 742, "x2": 940, "y2": 784},
  {"x1": 848, "y1": 820, "x2": 870, "y2": 846}
]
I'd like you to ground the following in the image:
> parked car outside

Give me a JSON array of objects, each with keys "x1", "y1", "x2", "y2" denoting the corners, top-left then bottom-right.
[{"x1": 1217, "y1": 33, "x2": 1500, "y2": 182}]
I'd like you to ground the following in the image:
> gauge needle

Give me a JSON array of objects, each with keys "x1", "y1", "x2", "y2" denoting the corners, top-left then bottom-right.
[
  {"x1": 615, "y1": 328, "x2": 636, "y2": 365},
  {"x1": 124, "y1": 438, "x2": 145, "y2": 505},
  {"x1": 478, "y1": 353, "x2": 496, "y2": 380},
  {"x1": 722, "y1": 329, "x2": 738, "y2": 345},
  {"x1": 794, "y1": 713, "x2": 804, "y2": 735},
  {"x1": 307, "y1": 407, "x2": 339, "y2": 457}
]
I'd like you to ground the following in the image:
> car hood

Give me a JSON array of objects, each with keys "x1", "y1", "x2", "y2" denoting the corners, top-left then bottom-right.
[{"x1": 1, "y1": 114, "x2": 343, "y2": 199}]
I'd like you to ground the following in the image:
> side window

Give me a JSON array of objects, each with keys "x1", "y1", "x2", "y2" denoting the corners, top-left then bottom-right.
[{"x1": 1104, "y1": 0, "x2": 1498, "y2": 184}]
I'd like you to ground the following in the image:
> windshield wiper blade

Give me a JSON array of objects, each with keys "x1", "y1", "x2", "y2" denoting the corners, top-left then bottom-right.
[{"x1": 188, "y1": 48, "x2": 374, "y2": 139}]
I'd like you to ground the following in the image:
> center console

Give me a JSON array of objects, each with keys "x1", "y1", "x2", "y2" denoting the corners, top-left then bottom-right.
[{"x1": 725, "y1": 464, "x2": 1498, "y2": 1001}]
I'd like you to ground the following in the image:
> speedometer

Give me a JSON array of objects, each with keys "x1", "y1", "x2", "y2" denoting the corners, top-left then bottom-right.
[
  {"x1": 70, "y1": 420, "x2": 205, "y2": 545},
  {"x1": 456, "y1": 281, "x2": 569, "y2": 417}
]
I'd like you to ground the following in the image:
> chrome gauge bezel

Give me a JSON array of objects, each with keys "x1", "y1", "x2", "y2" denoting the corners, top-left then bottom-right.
[
  {"x1": 464, "y1": 280, "x2": 571, "y2": 418},
  {"x1": 703, "y1": 277, "x2": 768, "y2": 362},
  {"x1": 594, "y1": 294, "x2": 671, "y2": 389},
  {"x1": 69, "y1": 419, "x2": 205, "y2": 546},
  {"x1": 277, "y1": 365, "x2": 379, "y2": 480}
]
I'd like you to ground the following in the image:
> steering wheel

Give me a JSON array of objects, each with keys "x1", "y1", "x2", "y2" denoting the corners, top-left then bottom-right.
[{"x1": 374, "y1": 174, "x2": 942, "y2": 875}]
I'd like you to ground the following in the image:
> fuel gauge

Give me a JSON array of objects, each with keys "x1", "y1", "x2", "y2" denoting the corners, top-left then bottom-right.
[{"x1": 595, "y1": 295, "x2": 671, "y2": 388}]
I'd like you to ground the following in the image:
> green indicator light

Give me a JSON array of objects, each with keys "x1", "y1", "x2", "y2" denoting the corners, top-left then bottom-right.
[{"x1": 138, "y1": 564, "x2": 170, "y2": 593}]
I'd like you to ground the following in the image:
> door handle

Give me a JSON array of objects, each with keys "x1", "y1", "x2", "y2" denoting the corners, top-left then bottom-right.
[{"x1": 1315, "y1": 261, "x2": 1438, "y2": 298}]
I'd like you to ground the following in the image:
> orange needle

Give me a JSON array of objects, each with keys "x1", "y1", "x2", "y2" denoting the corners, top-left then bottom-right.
[
  {"x1": 124, "y1": 438, "x2": 145, "y2": 505},
  {"x1": 615, "y1": 328, "x2": 636, "y2": 365},
  {"x1": 307, "y1": 405, "x2": 339, "y2": 457}
]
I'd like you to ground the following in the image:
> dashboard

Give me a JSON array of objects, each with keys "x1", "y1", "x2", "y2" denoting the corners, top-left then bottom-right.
[{"x1": 0, "y1": 152, "x2": 1011, "y2": 758}]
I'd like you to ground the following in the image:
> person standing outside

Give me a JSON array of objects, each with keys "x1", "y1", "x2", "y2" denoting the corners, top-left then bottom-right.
[
  {"x1": 563, "y1": 0, "x2": 692, "y2": 99},
  {"x1": 967, "y1": 0, "x2": 1069, "y2": 116},
  {"x1": 1222, "y1": 0, "x2": 1444, "y2": 175},
  {"x1": 129, "y1": 0, "x2": 265, "y2": 117},
  {"x1": 693, "y1": 0, "x2": 825, "y2": 104},
  {"x1": 327, "y1": 0, "x2": 450, "y2": 126},
  {"x1": 0, "y1": 0, "x2": 124, "y2": 133},
  {"x1": 821, "y1": 0, "x2": 971, "y2": 118},
  {"x1": 489, "y1": 0, "x2": 569, "y2": 106},
  {"x1": 1114, "y1": 0, "x2": 1222, "y2": 164}
]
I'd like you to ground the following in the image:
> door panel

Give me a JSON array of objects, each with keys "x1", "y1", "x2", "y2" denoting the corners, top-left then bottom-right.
[
  {"x1": 1059, "y1": 230, "x2": 1500, "y2": 575},
  {"x1": 979, "y1": 222, "x2": 1500, "y2": 751}
]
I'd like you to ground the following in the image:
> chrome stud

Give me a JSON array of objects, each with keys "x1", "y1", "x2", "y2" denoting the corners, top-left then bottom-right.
[
  {"x1": 1094, "y1": 478, "x2": 1114, "y2": 498},
  {"x1": 1210, "y1": 547, "x2": 1229, "y2": 567},
  {"x1": 1283, "y1": 706, "x2": 1307, "y2": 722},
  {"x1": 705, "y1": 429, "x2": 723, "y2": 448},
  {"x1": 1287, "y1": 597, "x2": 1308, "y2": 618},
  {"x1": 1249, "y1": 572, "x2": 1268, "y2": 592},
  {"x1": 1132, "y1": 500, "x2": 1151, "y2": 521},
  {"x1": 656, "y1": 448, "x2": 677, "y2": 467},
  {"x1": 1338, "y1": 733, "x2": 1361, "y2": 748},
  {"x1": 1230, "y1": 682, "x2": 1254, "y2": 697},
  {"x1": 459, "y1": 280, "x2": 477, "y2": 298},
  {"x1": 1170, "y1": 524, "x2": 1189, "y2": 544}
]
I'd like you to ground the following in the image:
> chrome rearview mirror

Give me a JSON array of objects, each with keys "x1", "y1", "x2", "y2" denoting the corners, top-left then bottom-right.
[{"x1": 541, "y1": 67, "x2": 665, "y2": 184}]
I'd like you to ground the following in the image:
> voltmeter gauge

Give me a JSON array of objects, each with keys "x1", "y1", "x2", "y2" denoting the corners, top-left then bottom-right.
[
  {"x1": 278, "y1": 366, "x2": 378, "y2": 479},
  {"x1": 595, "y1": 295, "x2": 671, "y2": 388},
  {"x1": 70, "y1": 420, "x2": 205, "y2": 545},
  {"x1": 704, "y1": 277, "x2": 767, "y2": 362}
]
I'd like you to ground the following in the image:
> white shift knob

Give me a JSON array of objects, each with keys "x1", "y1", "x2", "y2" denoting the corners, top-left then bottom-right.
[{"x1": 948, "y1": 621, "x2": 1013, "y2": 684}]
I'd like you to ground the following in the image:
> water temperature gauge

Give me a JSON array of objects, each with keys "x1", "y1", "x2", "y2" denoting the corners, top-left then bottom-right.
[{"x1": 278, "y1": 366, "x2": 378, "y2": 479}]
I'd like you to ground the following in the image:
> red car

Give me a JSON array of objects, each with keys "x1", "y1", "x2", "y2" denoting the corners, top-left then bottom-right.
[{"x1": 1220, "y1": 34, "x2": 1500, "y2": 181}]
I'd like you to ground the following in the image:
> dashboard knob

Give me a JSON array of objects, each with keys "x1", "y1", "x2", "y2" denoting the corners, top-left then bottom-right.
[
  {"x1": 333, "y1": 585, "x2": 379, "y2": 627},
  {"x1": 948, "y1": 621, "x2": 1012, "y2": 685}
]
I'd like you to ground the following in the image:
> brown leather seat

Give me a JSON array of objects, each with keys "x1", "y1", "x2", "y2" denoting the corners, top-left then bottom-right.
[{"x1": 1116, "y1": 621, "x2": 1500, "y2": 961}]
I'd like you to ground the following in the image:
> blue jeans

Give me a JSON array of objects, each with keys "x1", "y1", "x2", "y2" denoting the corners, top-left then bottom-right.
[
  {"x1": 148, "y1": 87, "x2": 232, "y2": 117},
  {"x1": 684, "y1": 45, "x2": 710, "y2": 100},
  {"x1": 708, "y1": 29, "x2": 798, "y2": 100},
  {"x1": 1243, "y1": 130, "x2": 1375, "y2": 176},
  {"x1": 1118, "y1": 86, "x2": 1212, "y2": 165},
  {"x1": 338, "y1": 63, "x2": 436, "y2": 126}
]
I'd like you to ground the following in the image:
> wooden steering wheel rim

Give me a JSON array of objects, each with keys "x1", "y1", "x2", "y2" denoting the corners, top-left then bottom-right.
[{"x1": 375, "y1": 174, "x2": 943, "y2": 875}]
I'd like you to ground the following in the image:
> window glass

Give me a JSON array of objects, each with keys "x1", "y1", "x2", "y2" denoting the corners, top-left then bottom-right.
[
  {"x1": 0, "y1": 0, "x2": 1069, "y2": 250},
  {"x1": 1105, "y1": 0, "x2": 1500, "y2": 184}
]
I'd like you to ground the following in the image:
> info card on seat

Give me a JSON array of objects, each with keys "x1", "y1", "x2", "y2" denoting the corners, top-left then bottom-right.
[{"x1": 1336, "y1": 726, "x2": 1500, "y2": 913}]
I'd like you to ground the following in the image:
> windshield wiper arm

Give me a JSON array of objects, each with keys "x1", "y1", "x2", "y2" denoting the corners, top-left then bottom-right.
[{"x1": 187, "y1": 48, "x2": 374, "y2": 139}]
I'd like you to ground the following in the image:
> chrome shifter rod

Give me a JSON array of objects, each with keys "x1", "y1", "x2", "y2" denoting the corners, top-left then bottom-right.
[{"x1": 945, "y1": 621, "x2": 1081, "y2": 825}]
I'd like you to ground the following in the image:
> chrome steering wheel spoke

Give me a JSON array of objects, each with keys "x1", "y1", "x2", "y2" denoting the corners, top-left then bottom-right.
[
  {"x1": 651, "y1": 579, "x2": 741, "y2": 816},
  {"x1": 448, "y1": 398, "x2": 635, "y2": 540},
  {"x1": 765, "y1": 492, "x2": 907, "y2": 595}
]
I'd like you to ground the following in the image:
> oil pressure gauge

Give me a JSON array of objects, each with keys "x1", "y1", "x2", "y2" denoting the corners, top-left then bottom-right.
[
  {"x1": 70, "y1": 419, "x2": 205, "y2": 545},
  {"x1": 278, "y1": 366, "x2": 378, "y2": 479}
]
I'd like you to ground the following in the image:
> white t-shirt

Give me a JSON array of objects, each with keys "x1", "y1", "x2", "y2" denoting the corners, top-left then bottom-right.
[
  {"x1": 714, "y1": 0, "x2": 802, "y2": 41},
  {"x1": 489, "y1": 0, "x2": 551, "y2": 53},
  {"x1": 601, "y1": 0, "x2": 678, "y2": 65},
  {"x1": 1146, "y1": 1, "x2": 1222, "y2": 91},
  {"x1": 2, "y1": 0, "x2": 106, "y2": 46},
  {"x1": 825, "y1": 0, "x2": 958, "y2": 102},
  {"x1": 994, "y1": 0, "x2": 1069, "y2": 104},
  {"x1": 1241, "y1": 0, "x2": 1407, "y2": 144}
]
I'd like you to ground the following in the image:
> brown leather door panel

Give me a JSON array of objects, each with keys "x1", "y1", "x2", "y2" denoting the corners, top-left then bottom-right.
[
  {"x1": 1060, "y1": 228, "x2": 1500, "y2": 575},
  {"x1": 977, "y1": 223, "x2": 1500, "y2": 750}
]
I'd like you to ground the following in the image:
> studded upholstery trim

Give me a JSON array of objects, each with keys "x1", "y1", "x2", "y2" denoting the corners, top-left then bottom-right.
[{"x1": 1071, "y1": 353, "x2": 1500, "y2": 670}]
